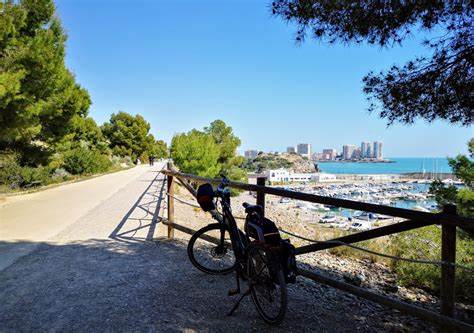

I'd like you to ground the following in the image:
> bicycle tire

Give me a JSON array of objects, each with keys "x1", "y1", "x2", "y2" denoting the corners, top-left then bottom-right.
[
  {"x1": 247, "y1": 244, "x2": 287, "y2": 325},
  {"x1": 187, "y1": 223, "x2": 236, "y2": 275}
]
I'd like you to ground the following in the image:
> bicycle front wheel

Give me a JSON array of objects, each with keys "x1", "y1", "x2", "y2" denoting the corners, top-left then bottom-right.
[
  {"x1": 187, "y1": 223, "x2": 236, "y2": 275},
  {"x1": 247, "y1": 244, "x2": 287, "y2": 325}
]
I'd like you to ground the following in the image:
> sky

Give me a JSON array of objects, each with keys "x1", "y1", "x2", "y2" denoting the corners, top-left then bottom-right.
[{"x1": 56, "y1": 0, "x2": 472, "y2": 157}]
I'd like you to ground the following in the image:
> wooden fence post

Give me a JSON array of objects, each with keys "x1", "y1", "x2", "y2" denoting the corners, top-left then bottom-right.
[
  {"x1": 440, "y1": 204, "x2": 456, "y2": 319},
  {"x1": 167, "y1": 162, "x2": 174, "y2": 239},
  {"x1": 256, "y1": 176, "x2": 266, "y2": 217}
]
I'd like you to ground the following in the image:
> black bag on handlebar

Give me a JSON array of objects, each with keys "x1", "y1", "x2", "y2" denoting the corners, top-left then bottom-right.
[{"x1": 196, "y1": 183, "x2": 215, "y2": 211}]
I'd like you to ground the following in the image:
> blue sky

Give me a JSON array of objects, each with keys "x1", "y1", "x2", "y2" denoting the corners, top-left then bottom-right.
[{"x1": 56, "y1": 0, "x2": 472, "y2": 157}]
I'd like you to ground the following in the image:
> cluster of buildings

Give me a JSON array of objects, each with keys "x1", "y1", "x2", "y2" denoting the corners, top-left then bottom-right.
[
  {"x1": 286, "y1": 143, "x2": 312, "y2": 159},
  {"x1": 244, "y1": 141, "x2": 384, "y2": 162},
  {"x1": 244, "y1": 143, "x2": 313, "y2": 160},
  {"x1": 342, "y1": 141, "x2": 383, "y2": 160},
  {"x1": 248, "y1": 168, "x2": 337, "y2": 184},
  {"x1": 314, "y1": 141, "x2": 384, "y2": 161},
  {"x1": 264, "y1": 168, "x2": 337, "y2": 183},
  {"x1": 244, "y1": 141, "x2": 385, "y2": 184}
]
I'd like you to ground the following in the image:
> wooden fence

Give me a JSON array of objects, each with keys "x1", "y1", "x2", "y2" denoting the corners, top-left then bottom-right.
[{"x1": 160, "y1": 163, "x2": 474, "y2": 332}]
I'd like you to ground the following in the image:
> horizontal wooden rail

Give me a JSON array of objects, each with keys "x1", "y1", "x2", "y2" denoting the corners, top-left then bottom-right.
[
  {"x1": 162, "y1": 166, "x2": 472, "y2": 329},
  {"x1": 161, "y1": 169, "x2": 474, "y2": 230},
  {"x1": 298, "y1": 268, "x2": 474, "y2": 332},
  {"x1": 175, "y1": 177, "x2": 197, "y2": 197},
  {"x1": 295, "y1": 219, "x2": 435, "y2": 255}
]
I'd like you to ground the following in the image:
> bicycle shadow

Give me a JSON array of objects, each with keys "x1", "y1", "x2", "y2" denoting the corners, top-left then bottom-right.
[{"x1": 109, "y1": 170, "x2": 167, "y2": 243}]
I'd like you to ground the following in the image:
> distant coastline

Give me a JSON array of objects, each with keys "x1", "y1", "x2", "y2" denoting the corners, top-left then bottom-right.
[
  {"x1": 316, "y1": 159, "x2": 394, "y2": 164},
  {"x1": 317, "y1": 157, "x2": 451, "y2": 175}
]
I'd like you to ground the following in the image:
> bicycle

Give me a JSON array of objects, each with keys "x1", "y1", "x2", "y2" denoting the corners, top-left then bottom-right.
[{"x1": 187, "y1": 176, "x2": 296, "y2": 324}]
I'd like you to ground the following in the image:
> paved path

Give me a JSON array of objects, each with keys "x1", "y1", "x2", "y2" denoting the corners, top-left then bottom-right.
[{"x1": 0, "y1": 163, "x2": 165, "y2": 270}]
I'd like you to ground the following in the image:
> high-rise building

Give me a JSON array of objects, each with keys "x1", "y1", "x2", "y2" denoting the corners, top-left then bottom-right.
[
  {"x1": 353, "y1": 147, "x2": 361, "y2": 159},
  {"x1": 312, "y1": 152, "x2": 323, "y2": 160},
  {"x1": 322, "y1": 149, "x2": 337, "y2": 160},
  {"x1": 287, "y1": 146, "x2": 296, "y2": 154},
  {"x1": 296, "y1": 143, "x2": 311, "y2": 159},
  {"x1": 361, "y1": 142, "x2": 371, "y2": 158},
  {"x1": 244, "y1": 150, "x2": 258, "y2": 159},
  {"x1": 373, "y1": 141, "x2": 383, "y2": 159},
  {"x1": 342, "y1": 145, "x2": 357, "y2": 160}
]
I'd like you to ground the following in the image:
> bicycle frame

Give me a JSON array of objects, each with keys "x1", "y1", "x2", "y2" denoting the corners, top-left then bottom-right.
[{"x1": 214, "y1": 198, "x2": 247, "y2": 265}]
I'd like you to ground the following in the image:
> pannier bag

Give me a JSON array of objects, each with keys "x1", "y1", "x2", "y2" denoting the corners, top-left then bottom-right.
[
  {"x1": 245, "y1": 213, "x2": 297, "y2": 283},
  {"x1": 245, "y1": 214, "x2": 281, "y2": 245},
  {"x1": 196, "y1": 183, "x2": 215, "y2": 211},
  {"x1": 280, "y1": 239, "x2": 297, "y2": 283}
]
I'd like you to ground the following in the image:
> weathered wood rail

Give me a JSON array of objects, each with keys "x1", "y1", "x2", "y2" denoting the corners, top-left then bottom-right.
[{"x1": 161, "y1": 163, "x2": 474, "y2": 332}]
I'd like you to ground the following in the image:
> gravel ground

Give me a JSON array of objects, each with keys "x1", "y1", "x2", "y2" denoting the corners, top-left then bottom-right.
[
  {"x1": 0, "y1": 237, "x2": 435, "y2": 332},
  {"x1": 0, "y1": 166, "x2": 454, "y2": 332}
]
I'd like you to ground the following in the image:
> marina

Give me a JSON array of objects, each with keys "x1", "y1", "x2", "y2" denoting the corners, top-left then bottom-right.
[{"x1": 265, "y1": 179, "x2": 461, "y2": 231}]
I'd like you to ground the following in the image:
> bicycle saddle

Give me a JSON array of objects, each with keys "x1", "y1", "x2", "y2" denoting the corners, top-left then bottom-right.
[{"x1": 242, "y1": 202, "x2": 263, "y2": 215}]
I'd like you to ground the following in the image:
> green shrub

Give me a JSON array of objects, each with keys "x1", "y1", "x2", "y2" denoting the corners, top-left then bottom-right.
[
  {"x1": 111, "y1": 155, "x2": 133, "y2": 168},
  {"x1": 0, "y1": 152, "x2": 23, "y2": 189},
  {"x1": 390, "y1": 226, "x2": 474, "y2": 302},
  {"x1": 19, "y1": 166, "x2": 52, "y2": 187},
  {"x1": 48, "y1": 152, "x2": 65, "y2": 170},
  {"x1": 52, "y1": 168, "x2": 71, "y2": 181},
  {"x1": 0, "y1": 152, "x2": 53, "y2": 189},
  {"x1": 63, "y1": 148, "x2": 112, "y2": 175}
]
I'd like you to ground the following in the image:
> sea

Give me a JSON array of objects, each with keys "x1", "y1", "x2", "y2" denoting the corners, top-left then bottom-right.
[{"x1": 317, "y1": 157, "x2": 451, "y2": 175}]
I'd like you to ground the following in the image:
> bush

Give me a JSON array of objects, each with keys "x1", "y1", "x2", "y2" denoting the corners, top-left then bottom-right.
[
  {"x1": 0, "y1": 152, "x2": 53, "y2": 189},
  {"x1": 390, "y1": 226, "x2": 474, "y2": 302},
  {"x1": 111, "y1": 155, "x2": 133, "y2": 168},
  {"x1": 63, "y1": 148, "x2": 112, "y2": 175},
  {"x1": 19, "y1": 166, "x2": 52, "y2": 187},
  {"x1": 52, "y1": 168, "x2": 71, "y2": 181},
  {"x1": 0, "y1": 152, "x2": 24, "y2": 189},
  {"x1": 48, "y1": 152, "x2": 65, "y2": 170}
]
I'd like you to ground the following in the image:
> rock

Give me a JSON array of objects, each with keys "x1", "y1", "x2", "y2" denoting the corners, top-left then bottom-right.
[
  {"x1": 343, "y1": 273, "x2": 365, "y2": 286},
  {"x1": 382, "y1": 283, "x2": 399, "y2": 293}
]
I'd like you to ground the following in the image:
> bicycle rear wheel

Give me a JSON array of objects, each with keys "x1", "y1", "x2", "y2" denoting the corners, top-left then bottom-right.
[
  {"x1": 247, "y1": 244, "x2": 287, "y2": 325},
  {"x1": 187, "y1": 223, "x2": 236, "y2": 275}
]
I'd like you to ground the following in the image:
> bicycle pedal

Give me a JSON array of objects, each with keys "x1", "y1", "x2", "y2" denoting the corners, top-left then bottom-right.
[{"x1": 228, "y1": 288, "x2": 239, "y2": 296}]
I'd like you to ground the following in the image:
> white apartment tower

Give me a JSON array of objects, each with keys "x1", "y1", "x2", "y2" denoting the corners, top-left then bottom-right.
[
  {"x1": 296, "y1": 143, "x2": 312, "y2": 159},
  {"x1": 244, "y1": 150, "x2": 258, "y2": 159},
  {"x1": 342, "y1": 145, "x2": 357, "y2": 160},
  {"x1": 373, "y1": 141, "x2": 383, "y2": 159},
  {"x1": 361, "y1": 142, "x2": 371, "y2": 158},
  {"x1": 322, "y1": 148, "x2": 337, "y2": 160}
]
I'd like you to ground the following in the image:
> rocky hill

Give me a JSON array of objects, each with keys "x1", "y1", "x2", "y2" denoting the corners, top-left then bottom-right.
[{"x1": 244, "y1": 152, "x2": 316, "y2": 173}]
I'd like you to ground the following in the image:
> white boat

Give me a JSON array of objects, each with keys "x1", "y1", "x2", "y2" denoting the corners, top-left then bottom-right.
[
  {"x1": 320, "y1": 214, "x2": 337, "y2": 223},
  {"x1": 412, "y1": 205, "x2": 430, "y2": 212},
  {"x1": 354, "y1": 211, "x2": 378, "y2": 220}
]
